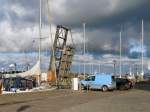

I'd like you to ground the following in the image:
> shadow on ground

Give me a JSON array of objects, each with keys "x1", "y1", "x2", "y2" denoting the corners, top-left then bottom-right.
[
  {"x1": 0, "y1": 98, "x2": 42, "y2": 107},
  {"x1": 135, "y1": 81, "x2": 150, "y2": 91},
  {"x1": 16, "y1": 105, "x2": 30, "y2": 112}
]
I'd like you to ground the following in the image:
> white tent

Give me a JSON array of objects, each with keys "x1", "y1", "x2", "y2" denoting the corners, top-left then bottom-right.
[
  {"x1": 5, "y1": 61, "x2": 41, "y2": 78},
  {"x1": 17, "y1": 61, "x2": 41, "y2": 77}
]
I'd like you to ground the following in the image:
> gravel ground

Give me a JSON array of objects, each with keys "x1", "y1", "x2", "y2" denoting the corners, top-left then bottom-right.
[{"x1": 0, "y1": 84, "x2": 150, "y2": 112}]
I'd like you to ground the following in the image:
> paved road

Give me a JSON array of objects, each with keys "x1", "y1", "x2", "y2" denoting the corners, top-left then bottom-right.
[{"x1": 0, "y1": 89, "x2": 149, "y2": 112}]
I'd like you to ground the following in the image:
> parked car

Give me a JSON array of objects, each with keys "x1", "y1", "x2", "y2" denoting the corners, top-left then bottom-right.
[
  {"x1": 80, "y1": 73, "x2": 116, "y2": 92},
  {"x1": 115, "y1": 78, "x2": 133, "y2": 90}
]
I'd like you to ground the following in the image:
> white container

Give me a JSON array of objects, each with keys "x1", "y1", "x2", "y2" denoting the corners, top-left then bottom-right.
[
  {"x1": 72, "y1": 78, "x2": 79, "y2": 90},
  {"x1": 41, "y1": 73, "x2": 47, "y2": 81}
]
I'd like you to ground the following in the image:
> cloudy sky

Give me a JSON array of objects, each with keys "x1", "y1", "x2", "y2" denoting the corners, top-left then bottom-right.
[{"x1": 0, "y1": 0, "x2": 150, "y2": 72}]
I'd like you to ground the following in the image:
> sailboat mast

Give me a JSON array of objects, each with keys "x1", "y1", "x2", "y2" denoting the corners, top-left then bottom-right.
[
  {"x1": 83, "y1": 22, "x2": 86, "y2": 78},
  {"x1": 38, "y1": 0, "x2": 42, "y2": 85},
  {"x1": 119, "y1": 30, "x2": 122, "y2": 78},
  {"x1": 39, "y1": 0, "x2": 42, "y2": 63},
  {"x1": 141, "y1": 19, "x2": 144, "y2": 77}
]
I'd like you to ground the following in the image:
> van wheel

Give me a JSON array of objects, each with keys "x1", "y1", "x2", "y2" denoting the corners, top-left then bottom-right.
[
  {"x1": 102, "y1": 86, "x2": 108, "y2": 92},
  {"x1": 119, "y1": 85, "x2": 126, "y2": 90}
]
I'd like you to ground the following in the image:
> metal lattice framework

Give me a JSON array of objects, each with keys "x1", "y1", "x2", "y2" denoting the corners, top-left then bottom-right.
[
  {"x1": 49, "y1": 25, "x2": 75, "y2": 86},
  {"x1": 59, "y1": 46, "x2": 75, "y2": 78}
]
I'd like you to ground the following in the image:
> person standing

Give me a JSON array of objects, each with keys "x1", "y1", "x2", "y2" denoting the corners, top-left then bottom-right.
[{"x1": 0, "y1": 79, "x2": 2, "y2": 94}]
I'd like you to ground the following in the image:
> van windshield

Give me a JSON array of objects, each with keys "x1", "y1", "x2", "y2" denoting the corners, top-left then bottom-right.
[
  {"x1": 85, "y1": 76, "x2": 95, "y2": 81},
  {"x1": 112, "y1": 76, "x2": 115, "y2": 81}
]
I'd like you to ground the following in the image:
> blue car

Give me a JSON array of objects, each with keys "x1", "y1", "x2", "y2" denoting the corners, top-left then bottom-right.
[{"x1": 80, "y1": 73, "x2": 116, "y2": 92}]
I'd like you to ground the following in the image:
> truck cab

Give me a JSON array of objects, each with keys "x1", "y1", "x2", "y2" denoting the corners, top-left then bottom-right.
[{"x1": 80, "y1": 73, "x2": 116, "y2": 91}]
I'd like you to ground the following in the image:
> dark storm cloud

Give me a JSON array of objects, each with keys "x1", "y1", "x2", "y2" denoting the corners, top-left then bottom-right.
[
  {"x1": 0, "y1": 0, "x2": 48, "y2": 52},
  {"x1": 52, "y1": 0, "x2": 150, "y2": 28},
  {"x1": 0, "y1": 0, "x2": 40, "y2": 28},
  {"x1": 50, "y1": 0, "x2": 150, "y2": 58},
  {"x1": 0, "y1": 0, "x2": 150, "y2": 59}
]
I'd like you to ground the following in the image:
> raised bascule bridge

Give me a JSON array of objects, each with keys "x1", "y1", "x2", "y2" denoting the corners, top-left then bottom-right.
[{"x1": 47, "y1": 25, "x2": 75, "y2": 88}]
